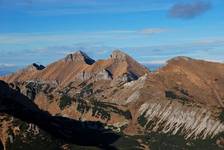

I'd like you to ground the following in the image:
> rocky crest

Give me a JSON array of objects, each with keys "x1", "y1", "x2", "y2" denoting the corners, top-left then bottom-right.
[
  {"x1": 64, "y1": 50, "x2": 95, "y2": 65},
  {"x1": 110, "y1": 50, "x2": 128, "y2": 61},
  {"x1": 0, "y1": 50, "x2": 149, "y2": 85}
]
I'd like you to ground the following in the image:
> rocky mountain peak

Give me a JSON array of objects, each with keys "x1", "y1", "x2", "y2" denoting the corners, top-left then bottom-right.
[
  {"x1": 110, "y1": 50, "x2": 129, "y2": 61},
  {"x1": 64, "y1": 50, "x2": 95, "y2": 65},
  {"x1": 167, "y1": 56, "x2": 192, "y2": 63}
]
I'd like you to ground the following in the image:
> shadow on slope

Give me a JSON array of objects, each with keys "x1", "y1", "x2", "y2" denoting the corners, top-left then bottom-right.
[
  {"x1": 0, "y1": 141, "x2": 3, "y2": 150},
  {"x1": 0, "y1": 80, "x2": 120, "y2": 149}
]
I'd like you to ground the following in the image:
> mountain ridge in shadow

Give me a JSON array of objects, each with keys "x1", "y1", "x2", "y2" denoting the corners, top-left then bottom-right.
[{"x1": 0, "y1": 80, "x2": 120, "y2": 149}]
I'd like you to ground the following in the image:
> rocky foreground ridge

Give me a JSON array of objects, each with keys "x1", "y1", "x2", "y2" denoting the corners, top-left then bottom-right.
[{"x1": 1, "y1": 50, "x2": 224, "y2": 149}]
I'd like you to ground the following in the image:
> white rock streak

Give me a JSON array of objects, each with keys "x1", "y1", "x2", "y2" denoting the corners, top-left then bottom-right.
[
  {"x1": 139, "y1": 101, "x2": 224, "y2": 139},
  {"x1": 126, "y1": 91, "x2": 140, "y2": 104}
]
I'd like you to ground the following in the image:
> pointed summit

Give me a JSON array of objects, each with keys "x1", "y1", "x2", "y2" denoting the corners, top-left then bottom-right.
[
  {"x1": 110, "y1": 50, "x2": 129, "y2": 61},
  {"x1": 64, "y1": 50, "x2": 95, "y2": 65},
  {"x1": 106, "y1": 50, "x2": 149, "y2": 81}
]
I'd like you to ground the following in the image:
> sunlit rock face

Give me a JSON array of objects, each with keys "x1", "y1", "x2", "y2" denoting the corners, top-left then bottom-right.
[{"x1": 76, "y1": 69, "x2": 112, "y2": 81}]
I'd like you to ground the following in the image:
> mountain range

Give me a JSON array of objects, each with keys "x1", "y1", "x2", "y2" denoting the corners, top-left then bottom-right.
[{"x1": 0, "y1": 50, "x2": 224, "y2": 150}]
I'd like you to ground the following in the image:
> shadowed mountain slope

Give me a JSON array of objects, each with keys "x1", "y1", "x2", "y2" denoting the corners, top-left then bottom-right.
[{"x1": 0, "y1": 80, "x2": 121, "y2": 148}]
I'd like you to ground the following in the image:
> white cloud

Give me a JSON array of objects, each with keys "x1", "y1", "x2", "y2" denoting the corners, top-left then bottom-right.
[
  {"x1": 0, "y1": 29, "x2": 168, "y2": 45},
  {"x1": 192, "y1": 38, "x2": 224, "y2": 46},
  {"x1": 0, "y1": 64, "x2": 16, "y2": 68},
  {"x1": 203, "y1": 59, "x2": 224, "y2": 63},
  {"x1": 138, "y1": 28, "x2": 168, "y2": 34},
  {"x1": 140, "y1": 60, "x2": 167, "y2": 65}
]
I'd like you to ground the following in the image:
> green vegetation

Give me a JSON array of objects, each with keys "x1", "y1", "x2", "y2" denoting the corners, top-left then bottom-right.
[
  {"x1": 92, "y1": 103, "x2": 111, "y2": 121},
  {"x1": 59, "y1": 94, "x2": 72, "y2": 110},
  {"x1": 165, "y1": 90, "x2": 189, "y2": 102},
  {"x1": 137, "y1": 111, "x2": 148, "y2": 127},
  {"x1": 92, "y1": 101, "x2": 132, "y2": 120},
  {"x1": 74, "y1": 82, "x2": 132, "y2": 122},
  {"x1": 77, "y1": 100, "x2": 90, "y2": 114},
  {"x1": 131, "y1": 132, "x2": 222, "y2": 150},
  {"x1": 80, "y1": 83, "x2": 93, "y2": 97},
  {"x1": 219, "y1": 109, "x2": 224, "y2": 123},
  {"x1": 165, "y1": 90, "x2": 178, "y2": 99}
]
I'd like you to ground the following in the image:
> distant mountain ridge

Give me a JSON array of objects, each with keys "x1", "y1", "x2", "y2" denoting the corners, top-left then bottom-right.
[{"x1": 0, "y1": 50, "x2": 149, "y2": 85}]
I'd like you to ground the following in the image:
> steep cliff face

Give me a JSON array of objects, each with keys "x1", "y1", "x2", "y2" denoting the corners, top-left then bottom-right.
[{"x1": 1, "y1": 50, "x2": 224, "y2": 149}]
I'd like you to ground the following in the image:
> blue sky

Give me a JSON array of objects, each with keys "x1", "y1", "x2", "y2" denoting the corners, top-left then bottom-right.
[{"x1": 0, "y1": 0, "x2": 224, "y2": 72}]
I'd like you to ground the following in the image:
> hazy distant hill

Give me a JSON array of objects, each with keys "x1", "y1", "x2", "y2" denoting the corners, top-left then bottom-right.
[{"x1": 0, "y1": 66, "x2": 18, "y2": 76}]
